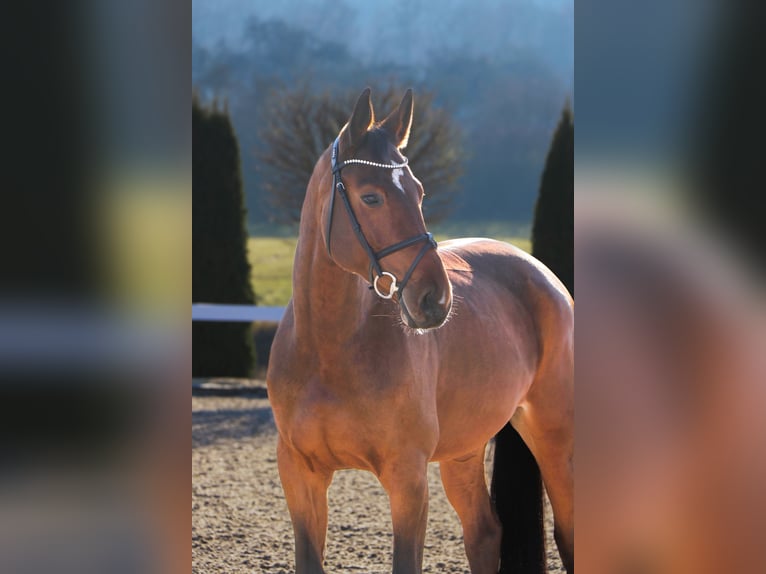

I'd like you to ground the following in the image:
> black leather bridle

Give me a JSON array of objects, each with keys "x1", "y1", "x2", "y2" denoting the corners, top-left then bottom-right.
[{"x1": 325, "y1": 136, "x2": 438, "y2": 303}]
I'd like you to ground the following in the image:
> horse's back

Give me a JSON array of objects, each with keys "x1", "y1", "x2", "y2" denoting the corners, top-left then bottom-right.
[{"x1": 439, "y1": 237, "x2": 571, "y2": 304}]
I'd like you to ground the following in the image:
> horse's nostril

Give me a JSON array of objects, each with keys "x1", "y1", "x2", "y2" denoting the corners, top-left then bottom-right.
[
  {"x1": 420, "y1": 288, "x2": 448, "y2": 317},
  {"x1": 409, "y1": 286, "x2": 450, "y2": 328},
  {"x1": 420, "y1": 290, "x2": 435, "y2": 312}
]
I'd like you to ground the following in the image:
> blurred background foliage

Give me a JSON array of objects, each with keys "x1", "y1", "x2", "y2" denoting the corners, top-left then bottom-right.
[
  {"x1": 192, "y1": 0, "x2": 573, "y2": 228},
  {"x1": 258, "y1": 84, "x2": 463, "y2": 224}
]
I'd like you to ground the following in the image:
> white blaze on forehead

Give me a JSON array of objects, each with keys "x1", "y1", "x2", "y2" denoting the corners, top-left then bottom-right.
[{"x1": 391, "y1": 168, "x2": 405, "y2": 193}]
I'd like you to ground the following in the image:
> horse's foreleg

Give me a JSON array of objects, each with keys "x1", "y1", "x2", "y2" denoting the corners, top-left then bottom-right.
[
  {"x1": 277, "y1": 437, "x2": 333, "y2": 574},
  {"x1": 379, "y1": 454, "x2": 430, "y2": 574},
  {"x1": 440, "y1": 448, "x2": 501, "y2": 574}
]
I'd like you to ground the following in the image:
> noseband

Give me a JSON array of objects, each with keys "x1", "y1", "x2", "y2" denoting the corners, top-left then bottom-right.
[{"x1": 326, "y1": 136, "x2": 438, "y2": 301}]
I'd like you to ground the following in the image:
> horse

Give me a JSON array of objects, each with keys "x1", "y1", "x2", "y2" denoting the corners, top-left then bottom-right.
[{"x1": 266, "y1": 88, "x2": 574, "y2": 574}]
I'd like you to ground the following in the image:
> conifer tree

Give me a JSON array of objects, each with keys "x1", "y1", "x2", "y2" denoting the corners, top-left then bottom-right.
[
  {"x1": 192, "y1": 93, "x2": 256, "y2": 377},
  {"x1": 531, "y1": 103, "x2": 574, "y2": 295}
]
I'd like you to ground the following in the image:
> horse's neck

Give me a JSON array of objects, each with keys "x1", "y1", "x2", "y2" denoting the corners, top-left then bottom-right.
[{"x1": 291, "y1": 219, "x2": 367, "y2": 350}]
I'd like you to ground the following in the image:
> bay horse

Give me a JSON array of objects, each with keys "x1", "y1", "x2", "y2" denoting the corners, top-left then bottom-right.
[{"x1": 266, "y1": 88, "x2": 574, "y2": 574}]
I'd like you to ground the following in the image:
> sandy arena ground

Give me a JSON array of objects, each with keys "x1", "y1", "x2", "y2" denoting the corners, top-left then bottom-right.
[{"x1": 193, "y1": 382, "x2": 565, "y2": 573}]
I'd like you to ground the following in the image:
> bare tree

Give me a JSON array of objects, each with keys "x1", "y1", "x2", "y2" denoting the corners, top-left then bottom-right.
[{"x1": 258, "y1": 83, "x2": 463, "y2": 224}]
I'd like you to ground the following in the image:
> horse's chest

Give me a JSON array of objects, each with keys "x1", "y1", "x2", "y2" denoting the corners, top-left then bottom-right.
[{"x1": 272, "y1": 369, "x2": 435, "y2": 472}]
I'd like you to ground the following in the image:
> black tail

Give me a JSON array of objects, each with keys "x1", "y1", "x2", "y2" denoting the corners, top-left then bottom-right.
[{"x1": 491, "y1": 422, "x2": 544, "y2": 574}]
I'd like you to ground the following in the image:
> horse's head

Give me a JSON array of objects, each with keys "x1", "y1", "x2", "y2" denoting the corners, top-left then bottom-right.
[{"x1": 322, "y1": 88, "x2": 452, "y2": 330}]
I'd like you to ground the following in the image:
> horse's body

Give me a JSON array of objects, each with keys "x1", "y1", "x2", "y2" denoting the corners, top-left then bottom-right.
[{"x1": 267, "y1": 89, "x2": 574, "y2": 574}]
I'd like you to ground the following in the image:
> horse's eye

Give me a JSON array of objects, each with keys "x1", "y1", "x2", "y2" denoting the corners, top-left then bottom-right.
[{"x1": 361, "y1": 193, "x2": 382, "y2": 206}]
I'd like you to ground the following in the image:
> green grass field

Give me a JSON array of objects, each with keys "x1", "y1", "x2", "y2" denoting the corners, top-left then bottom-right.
[
  {"x1": 247, "y1": 237, "x2": 299, "y2": 306},
  {"x1": 248, "y1": 223, "x2": 531, "y2": 306}
]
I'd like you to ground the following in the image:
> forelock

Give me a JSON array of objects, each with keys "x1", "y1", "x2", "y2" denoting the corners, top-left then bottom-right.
[{"x1": 356, "y1": 127, "x2": 393, "y2": 161}]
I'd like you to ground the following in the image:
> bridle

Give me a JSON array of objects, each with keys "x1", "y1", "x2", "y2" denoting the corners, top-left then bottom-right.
[{"x1": 325, "y1": 136, "x2": 438, "y2": 303}]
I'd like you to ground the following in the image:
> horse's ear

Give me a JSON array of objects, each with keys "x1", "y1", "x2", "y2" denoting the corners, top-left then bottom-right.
[
  {"x1": 342, "y1": 87, "x2": 374, "y2": 151},
  {"x1": 380, "y1": 89, "x2": 414, "y2": 149}
]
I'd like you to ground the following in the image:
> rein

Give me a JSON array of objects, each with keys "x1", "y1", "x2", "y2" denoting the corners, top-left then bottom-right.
[{"x1": 326, "y1": 136, "x2": 437, "y2": 302}]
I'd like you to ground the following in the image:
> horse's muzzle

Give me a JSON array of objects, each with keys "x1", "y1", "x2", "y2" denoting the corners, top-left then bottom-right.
[{"x1": 400, "y1": 282, "x2": 452, "y2": 330}]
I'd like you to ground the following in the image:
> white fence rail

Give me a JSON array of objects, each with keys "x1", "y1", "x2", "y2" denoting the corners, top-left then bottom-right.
[{"x1": 192, "y1": 304, "x2": 285, "y2": 323}]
